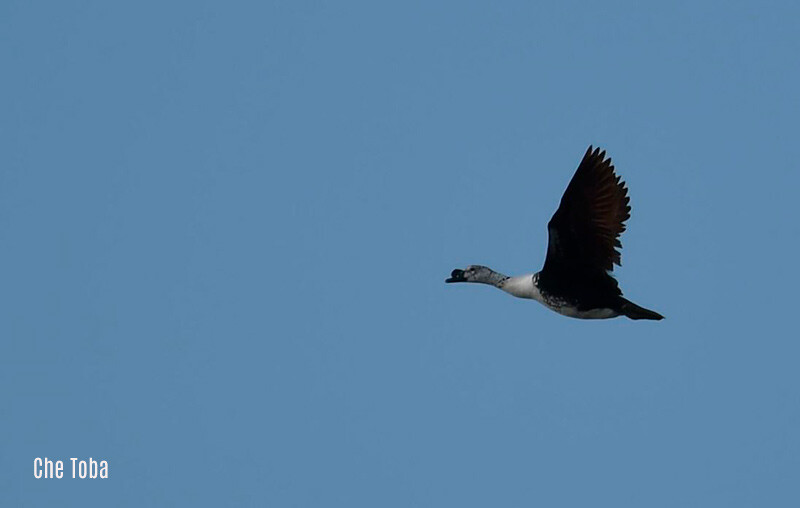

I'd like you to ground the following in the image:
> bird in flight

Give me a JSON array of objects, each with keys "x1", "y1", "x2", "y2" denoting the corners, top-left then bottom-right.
[{"x1": 446, "y1": 146, "x2": 663, "y2": 320}]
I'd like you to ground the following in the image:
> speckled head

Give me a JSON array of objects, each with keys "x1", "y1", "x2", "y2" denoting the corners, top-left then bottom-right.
[{"x1": 445, "y1": 265, "x2": 506, "y2": 285}]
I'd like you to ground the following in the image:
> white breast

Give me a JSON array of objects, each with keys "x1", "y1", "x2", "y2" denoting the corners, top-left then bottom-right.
[{"x1": 500, "y1": 274, "x2": 543, "y2": 301}]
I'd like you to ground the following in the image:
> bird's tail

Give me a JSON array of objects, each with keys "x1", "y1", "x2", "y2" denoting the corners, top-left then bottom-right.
[{"x1": 619, "y1": 297, "x2": 664, "y2": 320}]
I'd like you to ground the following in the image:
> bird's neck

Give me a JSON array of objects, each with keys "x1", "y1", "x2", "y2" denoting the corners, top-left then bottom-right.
[{"x1": 474, "y1": 268, "x2": 510, "y2": 288}]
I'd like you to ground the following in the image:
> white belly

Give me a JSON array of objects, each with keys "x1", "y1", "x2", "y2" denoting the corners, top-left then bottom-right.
[{"x1": 551, "y1": 305, "x2": 619, "y2": 320}]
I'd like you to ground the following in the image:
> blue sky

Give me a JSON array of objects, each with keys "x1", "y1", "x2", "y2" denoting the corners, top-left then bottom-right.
[{"x1": 2, "y1": 1, "x2": 799, "y2": 506}]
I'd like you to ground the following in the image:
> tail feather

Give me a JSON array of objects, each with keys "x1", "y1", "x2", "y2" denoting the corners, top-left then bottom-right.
[{"x1": 619, "y1": 298, "x2": 664, "y2": 320}]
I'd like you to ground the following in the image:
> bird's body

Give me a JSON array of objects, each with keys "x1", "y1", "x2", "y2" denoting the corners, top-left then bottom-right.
[
  {"x1": 446, "y1": 146, "x2": 663, "y2": 321},
  {"x1": 499, "y1": 273, "x2": 618, "y2": 319}
]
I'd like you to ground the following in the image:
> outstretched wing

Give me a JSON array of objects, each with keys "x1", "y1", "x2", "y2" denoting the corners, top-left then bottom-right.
[{"x1": 542, "y1": 146, "x2": 631, "y2": 275}]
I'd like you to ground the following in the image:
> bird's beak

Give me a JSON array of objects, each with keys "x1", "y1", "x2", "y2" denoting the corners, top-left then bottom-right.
[{"x1": 445, "y1": 269, "x2": 466, "y2": 283}]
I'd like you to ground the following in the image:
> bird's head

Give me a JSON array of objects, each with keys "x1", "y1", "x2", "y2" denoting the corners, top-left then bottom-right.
[{"x1": 445, "y1": 265, "x2": 492, "y2": 284}]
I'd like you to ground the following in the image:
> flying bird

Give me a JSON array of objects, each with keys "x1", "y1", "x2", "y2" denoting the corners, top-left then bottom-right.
[{"x1": 446, "y1": 146, "x2": 663, "y2": 320}]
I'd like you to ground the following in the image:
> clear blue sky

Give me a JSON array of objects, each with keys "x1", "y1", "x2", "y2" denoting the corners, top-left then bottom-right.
[{"x1": 2, "y1": 1, "x2": 799, "y2": 506}]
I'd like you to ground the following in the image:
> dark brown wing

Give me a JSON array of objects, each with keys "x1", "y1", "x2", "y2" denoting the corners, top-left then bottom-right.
[{"x1": 542, "y1": 146, "x2": 631, "y2": 275}]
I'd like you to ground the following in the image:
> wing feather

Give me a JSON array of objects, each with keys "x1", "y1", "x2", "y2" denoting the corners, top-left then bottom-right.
[{"x1": 542, "y1": 146, "x2": 631, "y2": 275}]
